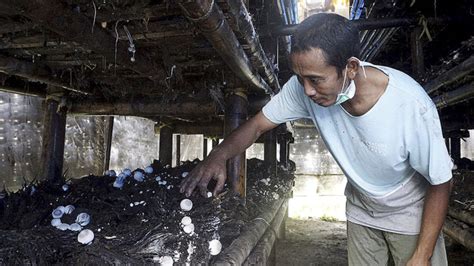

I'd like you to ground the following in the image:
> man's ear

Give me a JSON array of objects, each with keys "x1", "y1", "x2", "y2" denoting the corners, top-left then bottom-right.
[{"x1": 346, "y1": 57, "x2": 360, "y2": 79}]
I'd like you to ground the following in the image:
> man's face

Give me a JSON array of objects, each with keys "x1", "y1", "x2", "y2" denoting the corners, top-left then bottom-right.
[{"x1": 291, "y1": 48, "x2": 345, "y2": 107}]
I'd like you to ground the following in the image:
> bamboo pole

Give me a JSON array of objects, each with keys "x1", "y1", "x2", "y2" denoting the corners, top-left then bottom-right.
[
  {"x1": 214, "y1": 198, "x2": 285, "y2": 265},
  {"x1": 224, "y1": 90, "x2": 248, "y2": 198},
  {"x1": 243, "y1": 200, "x2": 289, "y2": 265},
  {"x1": 448, "y1": 208, "x2": 474, "y2": 226},
  {"x1": 443, "y1": 218, "x2": 474, "y2": 251}
]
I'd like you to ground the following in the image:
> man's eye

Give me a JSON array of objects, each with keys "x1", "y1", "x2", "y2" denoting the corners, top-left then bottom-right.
[{"x1": 309, "y1": 78, "x2": 320, "y2": 84}]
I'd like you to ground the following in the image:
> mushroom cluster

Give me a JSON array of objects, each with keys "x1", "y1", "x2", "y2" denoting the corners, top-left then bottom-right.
[
  {"x1": 50, "y1": 205, "x2": 94, "y2": 244},
  {"x1": 108, "y1": 165, "x2": 155, "y2": 189}
]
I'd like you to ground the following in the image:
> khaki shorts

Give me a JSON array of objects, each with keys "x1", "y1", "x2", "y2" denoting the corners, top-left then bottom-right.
[{"x1": 347, "y1": 221, "x2": 447, "y2": 266}]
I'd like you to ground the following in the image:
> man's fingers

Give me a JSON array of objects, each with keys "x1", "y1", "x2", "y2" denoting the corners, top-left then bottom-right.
[
  {"x1": 179, "y1": 171, "x2": 196, "y2": 193},
  {"x1": 198, "y1": 175, "x2": 213, "y2": 197},
  {"x1": 213, "y1": 173, "x2": 226, "y2": 196},
  {"x1": 184, "y1": 172, "x2": 203, "y2": 197}
]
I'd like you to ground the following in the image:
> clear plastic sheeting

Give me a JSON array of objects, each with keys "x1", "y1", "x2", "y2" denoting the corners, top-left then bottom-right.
[
  {"x1": 109, "y1": 116, "x2": 158, "y2": 171},
  {"x1": 0, "y1": 92, "x2": 108, "y2": 191},
  {"x1": 291, "y1": 127, "x2": 343, "y2": 175},
  {"x1": 173, "y1": 134, "x2": 203, "y2": 166},
  {"x1": 0, "y1": 92, "x2": 43, "y2": 190},
  {"x1": 63, "y1": 116, "x2": 108, "y2": 178}
]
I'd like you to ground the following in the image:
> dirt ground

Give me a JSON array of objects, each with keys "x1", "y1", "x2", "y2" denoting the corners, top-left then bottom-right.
[
  {"x1": 276, "y1": 218, "x2": 347, "y2": 266},
  {"x1": 275, "y1": 218, "x2": 474, "y2": 266}
]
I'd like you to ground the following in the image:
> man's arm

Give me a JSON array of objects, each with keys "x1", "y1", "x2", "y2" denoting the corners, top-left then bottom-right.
[
  {"x1": 180, "y1": 112, "x2": 278, "y2": 197},
  {"x1": 407, "y1": 180, "x2": 452, "y2": 265}
]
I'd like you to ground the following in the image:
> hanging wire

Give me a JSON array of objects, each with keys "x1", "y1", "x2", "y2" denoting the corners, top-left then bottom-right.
[
  {"x1": 91, "y1": 1, "x2": 97, "y2": 33},
  {"x1": 123, "y1": 25, "x2": 136, "y2": 62}
]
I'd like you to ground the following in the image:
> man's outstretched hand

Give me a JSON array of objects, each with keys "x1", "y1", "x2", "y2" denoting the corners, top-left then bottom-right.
[{"x1": 179, "y1": 155, "x2": 227, "y2": 197}]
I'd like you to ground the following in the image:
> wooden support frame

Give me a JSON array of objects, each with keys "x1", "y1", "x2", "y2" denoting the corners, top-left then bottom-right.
[
  {"x1": 203, "y1": 138, "x2": 208, "y2": 159},
  {"x1": 450, "y1": 137, "x2": 461, "y2": 161},
  {"x1": 410, "y1": 26, "x2": 425, "y2": 81},
  {"x1": 40, "y1": 96, "x2": 67, "y2": 182},
  {"x1": 175, "y1": 134, "x2": 181, "y2": 166},
  {"x1": 0, "y1": 0, "x2": 163, "y2": 79},
  {"x1": 103, "y1": 116, "x2": 114, "y2": 173},
  {"x1": 159, "y1": 126, "x2": 173, "y2": 166},
  {"x1": 224, "y1": 89, "x2": 248, "y2": 198},
  {"x1": 278, "y1": 132, "x2": 292, "y2": 169},
  {"x1": 264, "y1": 130, "x2": 277, "y2": 175}
]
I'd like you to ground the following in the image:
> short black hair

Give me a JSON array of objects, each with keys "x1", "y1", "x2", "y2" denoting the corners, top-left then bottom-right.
[{"x1": 291, "y1": 13, "x2": 360, "y2": 76}]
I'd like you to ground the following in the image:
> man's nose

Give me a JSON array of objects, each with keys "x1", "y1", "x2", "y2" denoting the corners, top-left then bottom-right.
[{"x1": 303, "y1": 82, "x2": 317, "y2": 97}]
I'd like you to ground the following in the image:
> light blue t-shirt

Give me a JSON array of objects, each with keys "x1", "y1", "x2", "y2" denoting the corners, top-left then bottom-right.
[{"x1": 262, "y1": 63, "x2": 453, "y2": 234}]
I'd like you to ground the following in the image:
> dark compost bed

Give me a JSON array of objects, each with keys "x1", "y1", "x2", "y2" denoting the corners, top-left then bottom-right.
[{"x1": 0, "y1": 158, "x2": 294, "y2": 265}]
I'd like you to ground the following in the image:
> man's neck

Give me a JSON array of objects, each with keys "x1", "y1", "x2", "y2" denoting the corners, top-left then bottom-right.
[{"x1": 342, "y1": 67, "x2": 389, "y2": 116}]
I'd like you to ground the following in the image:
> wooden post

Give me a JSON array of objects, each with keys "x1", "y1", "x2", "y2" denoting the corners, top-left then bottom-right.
[
  {"x1": 176, "y1": 134, "x2": 181, "y2": 166},
  {"x1": 40, "y1": 96, "x2": 67, "y2": 182},
  {"x1": 278, "y1": 133, "x2": 290, "y2": 169},
  {"x1": 159, "y1": 125, "x2": 173, "y2": 166},
  {"x1": 103, "y1": 116, "x2": 114, "y2": 172},
  {"x1": 410, "y1": 26, "x2": 425, "y2": 81},
  {"x1": 203, "y1": 138, "x2": 208, "y2": 159},
  {"x1": 264, "y1": 130, "x2": 277, "y2": 175},
  {"x1": 450, "y1": 137, "x2": 461, "y2": 161},
  {"x1": 224, "y1": 88, "x2": 248, "y2": 198}
]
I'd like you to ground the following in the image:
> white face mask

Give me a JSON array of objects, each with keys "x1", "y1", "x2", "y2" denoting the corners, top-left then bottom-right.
[{"x1": 334, "y1": 58, "x2": 367, "y2": 106}]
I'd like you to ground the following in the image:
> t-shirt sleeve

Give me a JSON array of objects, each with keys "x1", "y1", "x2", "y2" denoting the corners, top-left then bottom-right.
[
  {"x1": 407, "y1": 103, "x2": 453, "y2": 185},
  {"x1": 262, "y1": 76, "x2": 311, "y2": 124}
]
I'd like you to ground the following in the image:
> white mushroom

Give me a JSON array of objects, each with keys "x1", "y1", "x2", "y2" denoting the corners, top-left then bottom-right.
[
  {"x1": 133, "y1": 171, "x2": 144, "y2": 182},
  {"x1": 56, "y1": 223, "x2": 70, "y2": 231},
  {"x1": 51, "y1": 218, "x2": 62, "y2": 227},
  {"x1": 208, "y1": 239, "x2": 222, "y2": 256},
  {"x1": 69, "y1": 223, "x2": 82, "y2": 232},
  {"x1": 145, "y1": 166, "x2": 154, "y2": 174},
  {"x1": 181, "y1": 216, "x2": 192, "y2": 226},
  {"x1": 159, "y1": 255, "x2": 174, "y2": 266},
  {"x1": 64, "y1": 205, "x2": 75, "y2": 214},
  {"x1": 207, "y1": 192, "x2": 213, "y2": 198},
  {"x1": 180, "y1": 199, "x2": 193, "y2": 212},
  {"x1": 62, "y1": 184, "x2": 69, "y2": 192},
  {"x1": 123, "y1": 168, "x2": 132, "y2": 177},
  {"x1": 181, "y1": 172, "x2": 189, "y2": 178},
  {"x1": 183, "y1": 223, "x2": 195, "y2": 234},
  {"x1": 52, "y1": 207, "x2": 64, "y2": 219},
  {"x1": 77, "y1": 229, "x2": 94, "y2": 244},
  {"x1": 76, "y1": 212, "x2": 91, "y2": 226}
]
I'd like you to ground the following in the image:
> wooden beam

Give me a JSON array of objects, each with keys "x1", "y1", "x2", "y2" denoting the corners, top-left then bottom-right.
[
  {"x1": 103, "y1": 116, "x2": 114, "y2": 173},
  {"x1": 224, "y1": 90, "x2": 248, "y2": 198},
  {"x1": 0, "y1": 83, "x2": 46, "y2": 98},
  {"x1": 175, "y1": 134, "x2": 181, "y2": 166},
  {"x1": 159, "y1": 125, "x2": 173, "y2": 166},
  {"x1": 264, "y1": 130, "x2": 277, "y2": 175},
  {"x1": 410, "y1": 27, "x2": 425, "y2": 81},
  {"x1": 443, "y1": 218, "x2": 474, "y2": 251},
  {"x1": 69, "y1": 101, "x2": 217, "y2": 117},
  {"x1": 0, "y1": 0, "x2": 163, "y2": 78},
  {"x1": 425, "y1": 55, "x2": 474, "y2": 94},
  {"x1": 0, "y1": 55, "x2": 89, "y2": 94},
  {"x1": 40, "y1": 97, "x2": 67, "y2": 182},
  {"x1": 433, "y1": 81, "x2": 474, "y2": 109},
  {"x1": 203, "y1": 138, "x2": 208, "y2": 158}
]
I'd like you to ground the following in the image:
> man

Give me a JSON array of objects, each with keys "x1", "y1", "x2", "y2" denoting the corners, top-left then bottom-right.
[{"x1": 180, "y1": 13, "x2": 453, "y2": 266}]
